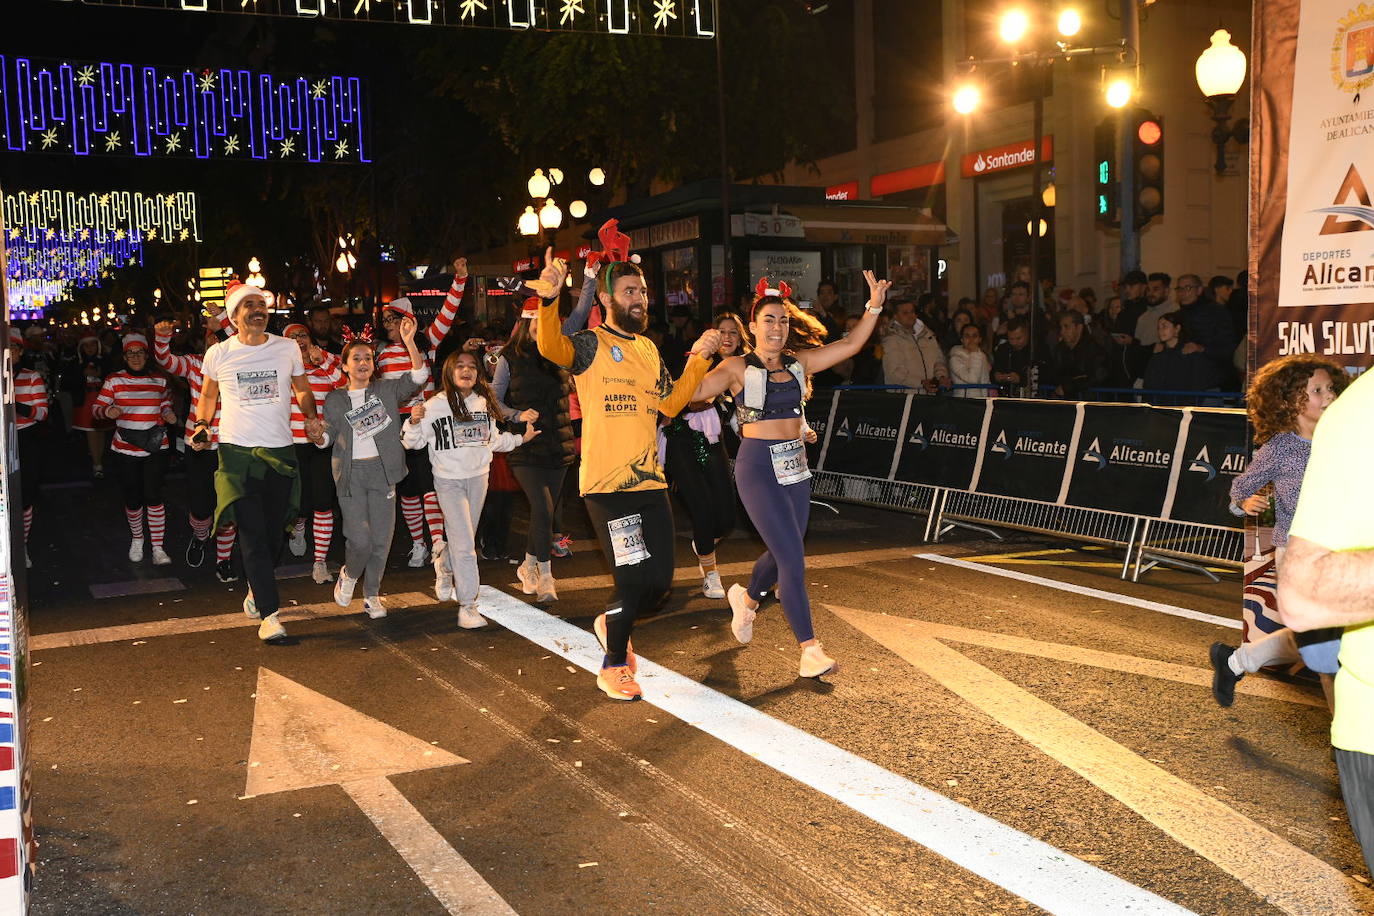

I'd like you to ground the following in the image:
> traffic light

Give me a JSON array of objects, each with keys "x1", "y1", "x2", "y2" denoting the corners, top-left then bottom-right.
[
  {"x1": 1132, "y1": 109, "x2": 1165, "y2": 228},
  {"x1": 1093, "y1": 115, "x2": 1118, "y2": 228}
]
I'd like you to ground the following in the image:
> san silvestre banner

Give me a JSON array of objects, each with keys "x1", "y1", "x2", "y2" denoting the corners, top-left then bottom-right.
[{"x1": 1254, "y1": 0, "x2": 1374, "y2": 369}]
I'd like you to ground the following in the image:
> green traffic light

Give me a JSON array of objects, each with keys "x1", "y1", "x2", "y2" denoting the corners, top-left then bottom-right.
[{"x1": 1098, "y1": 160, "x2": 1110, "y2": 183}]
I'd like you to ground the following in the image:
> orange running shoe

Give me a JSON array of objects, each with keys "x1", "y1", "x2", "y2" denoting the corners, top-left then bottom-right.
[
  {"x1": 593, "y1": 612, "x2": 637, "y2": 674},
  {"x1": 596, "y1": 665, "x2": 643, "y2": 701}
]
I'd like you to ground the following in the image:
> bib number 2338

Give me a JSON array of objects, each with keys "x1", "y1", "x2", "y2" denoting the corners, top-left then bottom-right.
[
  {"x1": 608, "y1": 513, "x2": 650, "y2": 567},
  {"x1": 769, "y1": 438, "x2": 811, "y2": 486}
]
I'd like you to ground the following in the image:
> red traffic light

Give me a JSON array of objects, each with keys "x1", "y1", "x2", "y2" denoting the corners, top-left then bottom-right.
[{"x1": 1137, "y1": 119, "x2": 1162, "y2": 146}]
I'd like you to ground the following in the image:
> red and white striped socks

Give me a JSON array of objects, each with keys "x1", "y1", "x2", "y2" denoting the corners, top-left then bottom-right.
[
  {"x1": 147, "y1": 504, "x2": 166, "y2": 549},
  {"x1": 22, "y1": 506, "x2": 32, "y2": 543},
  {"x1": 215, "y1": 525, "x2": 236, "y2": 563},
  {"x1": 422, "y1": 491, "x2": 446, "y2": 548},
  {"x1": 189, "y1": 514, "x2": 212, "y2": 541},
  {"x1": 312, "y1": 510, "x2": 333, "y2": 562},
  {"x1": 124, "y1": 507, "x2": 144, "y2": 540},
  {"x1": 400, "y1": 495, "x2": 425, "y2": 546}
]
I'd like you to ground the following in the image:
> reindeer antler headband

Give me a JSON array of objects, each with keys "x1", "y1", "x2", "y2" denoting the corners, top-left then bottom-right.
[
  {"x1": 340, "y1": 324, "x2": 375, "y2": 346},
  {"x1": 585, "y1": 219, "x2": 641, "y2": 293},
  {"x1": 754, "y1": 277, "x2": 793, "y2": 301}
]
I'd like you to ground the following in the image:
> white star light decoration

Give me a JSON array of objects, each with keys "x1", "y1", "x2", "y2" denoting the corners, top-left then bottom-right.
[
  {"x1": 198, "y1": 71, "x2": 217, "y2": 93},
  {"x1": 224, "y1": 135, "x2": 240, "y2": 155},
  {"x1": 311, "y1": 79, "x2": 329, "y2": 99},
  {"x1": 104, "y1": 131, "x2": 121, "y2": 151},
  {"x1": 559, "y1": 0, "x2": 584, "y2": 24},
  {"x1": 280, "y1": 137, "x2": 297, "y2": 158},
  {"x1": 333, "y1": 139, "x2": 350, "y2": 159},
  {"x1": 653, "y1": 0, "x2": 677, "y2": 29},
  {"x1": 39, "y1": 128, "x2": 58, "y2": 149},
  {"x1": 76, "y1": 65, "x2": 95, "y2": 87},
  {"x1": 164, "y1": 132, "x2": 182, "y2": 154},
  {"x1": 460, "y1": 0, "x2": 487, "y2": 20}
]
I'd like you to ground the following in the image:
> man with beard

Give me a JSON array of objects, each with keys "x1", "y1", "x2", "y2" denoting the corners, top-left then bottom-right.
[
  {"x1": 535, "y1": 227, "x2": 721, "y2": 702},
  {"x1": 1132, "y1": 272, "x2": 1174, "y2": 346},
  {"x1": 307, "y1": 304, "x2": 341, "y2": 354},
  {"x1": 196, "y1": 283, "x2": 323, "y2": 644}
]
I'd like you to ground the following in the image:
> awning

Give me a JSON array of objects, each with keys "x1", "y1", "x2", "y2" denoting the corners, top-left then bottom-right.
[{"x1": 784, "y1": 204, "x2": 953, "y2": 247}]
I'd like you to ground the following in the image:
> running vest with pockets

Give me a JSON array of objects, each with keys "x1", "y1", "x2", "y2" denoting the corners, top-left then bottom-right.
[{"x1": 737, "y1": 353, "x2": 806, "y2": 425}]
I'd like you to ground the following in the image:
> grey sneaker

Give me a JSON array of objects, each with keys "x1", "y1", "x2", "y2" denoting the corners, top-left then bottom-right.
[
  {"x1": 334, "y1": 568, "x2": 357, "y2": 608},
  {"x1": 457, "y1": 605, "x2": 486, "y2": 629},
  {"x1": 799, "y1": 642, "x2": 837, "y2": 679},
  {"x1": 312, "y1": 561, "x2": 333, "y2": 584},
  {"x1": 727, "y1": 584, "x2": 756, "y2": 644},
  {"x1": 702, "y1": 569, "x2": 725, "y2": 599},
  {"x1": 258, "y1": 612, "x2": 287, "y2": 642},
  {"x1": 363, "y1": 596, "x2": 387, "y2": 619},
  {"x1": 516, "y1": 558, "x2": 538, "y2": 595}
]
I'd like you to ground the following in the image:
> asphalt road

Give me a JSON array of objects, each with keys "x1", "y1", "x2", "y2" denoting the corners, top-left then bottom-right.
[{"x1": 20, "y1": 461, "x2": 1370, "y2": 915}]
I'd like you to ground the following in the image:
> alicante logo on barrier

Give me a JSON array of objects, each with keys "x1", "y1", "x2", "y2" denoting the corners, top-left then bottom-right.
[
  {"x1": 1081, "y1": 436, "x2": 1173, "y2": 470},
  {"x1": 1332, "y1": 6, "x2": 1374, "y2": 95},
  {"x1": 991, "y1": 428, "x2": 1068, "y2": 460},
  {"x1": 1187, "y1": 445, "x2": 1247, "y2": 480},
  {"x1": 836, "y1": 416, "x2": 899, "y2": 442},
  {"x1": 909, "y1": 422, "x2": 979, "y2": 451}
]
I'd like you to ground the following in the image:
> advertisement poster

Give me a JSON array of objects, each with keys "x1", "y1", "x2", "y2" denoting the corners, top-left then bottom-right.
[
  {"x1": 1165, "y1": 409, "x2": 1250, "y2": 527},
  {"x1": 816, "y1": 391, "x2": 907, "y2": 479},
  {"x1": 971, "y1": 400, "x2": 1078, "y2": 502},
  {"x1": 1063, "y1": 405, "x2": 1183, "y2": 517},
  {"x1": 893, "y1": 396, "x2": 988, "y2": 490}
]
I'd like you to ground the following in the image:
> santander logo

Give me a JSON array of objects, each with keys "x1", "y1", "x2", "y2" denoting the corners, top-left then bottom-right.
[{"x1": 973, "y1": 155, "x2": 988, "y2": 173}]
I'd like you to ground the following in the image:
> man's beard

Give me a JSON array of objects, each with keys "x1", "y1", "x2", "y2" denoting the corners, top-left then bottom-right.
[{"x1": 612, "y1": 301, "x2": 647, "y2": 334}]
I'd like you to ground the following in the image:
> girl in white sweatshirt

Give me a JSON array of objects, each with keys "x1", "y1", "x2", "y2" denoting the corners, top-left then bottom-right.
[{"x1": 403, "y1": 350, "x2": 537, "y2": 628}]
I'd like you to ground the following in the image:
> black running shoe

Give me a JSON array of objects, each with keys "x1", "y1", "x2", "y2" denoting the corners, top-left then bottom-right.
[
  {"x1": 216, "y1": 558, "x2": 239, "y2": 583},
  {"x1": 185, "y1": 536, "x2": 207, "y2": 569},
  {"x1": 1209, "y1": 642, "x2": 1242, "y2": 708}
]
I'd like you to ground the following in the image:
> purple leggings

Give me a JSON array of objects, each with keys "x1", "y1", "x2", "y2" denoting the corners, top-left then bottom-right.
[{"x1": 734, "y1": 437, "x2": 813, "y2": 643}]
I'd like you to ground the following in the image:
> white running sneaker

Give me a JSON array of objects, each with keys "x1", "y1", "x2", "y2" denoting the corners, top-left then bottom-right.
[
  {"x1": 727, "y1": 584, "x2": 756, "y2": 644},
  {"x1": 457, "y1": 605, "x2": 486, "y2": 629},
  {"x1": 243, "y1": 592, "x2": 259, "y2": 619},
  {"x1": 151, "y1": 546, "x2": 172, "y2": 566},
  {"x1": 701, "y1": 569, "x2": 725, "y2": 599},
  {"x1": 312, "y1": 561, "x2": 333, "y2": 584},
  {"x1": 516, "y1": 558, "x2": 538, "y2": 595},
  {"x1": 128, "y1": 538, "x2": 145, "y2": 563},
  {"x1": 258, "y1": 611, "x2": 287, "y2": 642},
  {"x1": 535, "y1": 563, "x2": 557, "y2": 603},
  {"x1": 799, "y1": 642, "x2": 838, "y2": 679},
  {"x1": 433, "y1": 543, "x2": 454, "y2": 602},
  {"x1": 288, "y1": 526, "x2": 306, "y2": 557},
  {"x1": 334, "y1": 568, "x2": 357, "y2": 608},
  {"x1": 363, "y1": 595, "x2": 387, "y2": 619},
  {"x1": 407, "y1": 541, "x2": 429, "y2": 568}
]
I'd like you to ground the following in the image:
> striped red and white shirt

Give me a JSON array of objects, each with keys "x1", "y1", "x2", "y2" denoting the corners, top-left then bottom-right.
[
  {"x1": 14, "y1": 369, "x2": 48, "y2": 432},
  {"x1": 154, "y1": 331, "x2": 223, "y2": 448},
  {"x1": 289, "y1": 349, "x2": 344, "y2": 444},
  {"x1": 377, "y1": 275, "x2": 467, "y2": 413},
  {"x1": 93, "y1": 372, "x2": 173, "y2": 457}
]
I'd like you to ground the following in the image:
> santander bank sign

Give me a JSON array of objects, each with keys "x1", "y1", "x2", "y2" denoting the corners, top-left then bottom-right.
[{"x1": 960, "y1": 137, "x2": 1054, "y2": 178}]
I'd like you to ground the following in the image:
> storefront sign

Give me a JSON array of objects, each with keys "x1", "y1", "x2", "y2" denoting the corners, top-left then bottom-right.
[
  {"x1": 748, "y1": 250, "x2": 822, "y2": 302},
  {"x1": 732, "y1": 213, "x2": 805, "y2": 238},
  {"x1": 628, "y1": 215, "x2": 699, "y2": 251},
  {"x1": 825, "y1": 181, "x2": 861, "y2": 200},
  {"x1": 870, "y1": 162, "x2": 945, "y2": 197},
  {"x1": 960, "y1": 137, "x2": 1054, "y2": 178}
]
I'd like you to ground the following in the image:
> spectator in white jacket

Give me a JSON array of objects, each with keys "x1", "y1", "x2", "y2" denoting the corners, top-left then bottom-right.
[
  {"x1": 948, "y1": 323, "x2": 994, "y2": 397},
  {"x1": 881, "y1": 299, "x2": 950, "y2": 393},
  {"x1": 403, "y1": 350, "x2": 537, "y2": 628}
]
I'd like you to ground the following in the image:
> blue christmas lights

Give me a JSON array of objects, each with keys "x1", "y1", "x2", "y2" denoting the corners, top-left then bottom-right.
[{"x1": 0, "y1": 55, "x2": 371, "y2": 164}]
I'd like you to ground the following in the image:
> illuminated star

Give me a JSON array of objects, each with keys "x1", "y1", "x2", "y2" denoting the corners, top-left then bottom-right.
[
  {"x1": 311, "y1": 78, "x2": 329, "y2": 99},
  {"x1": 44, "y1": 229, "x2": 55, "y2": 240},
  {"x1": 459, "y1": 0, "x2": 487, "y2": 20},
  {"x1": 333, "y1": 139, "x2": 350, "y2": 159},
  {"x1": 99, "y1": 193, "x2": 111, "y2": 206},
  {"x1": 198, "y1": 71, "x2": 217, "y2": 93},
  {"x1": 39, "y1": 128, "x2": 58, "y2": 149},
  {"x1": 76, "y1": 65, "x2": 95, "y2": 87},
  {"x1": 559, "y1": 0, "x2": 584, "y2": 23},
  {"x1": 164, "y1": 131, "x2": 182, "y2": 154},
  {"x1": 80, "y1": 229, "x2": 90, "y2": 241},
  {"x1": 146, "y1": 228, "x2": 158, "y2": 240},
  {"x1": 28, "y1": 193, "x2": 39, "y2": 206},
  {"x1": 7, "y1": 230, "x2": 17, "y2": 241},
  {"x1": 280, "y1": 137, "x2": 296, "y2": 158},
  {"x1": 179, "y1": 228, "x2": 190, "y2": 241},
  {"x1": 652, "y1": 0, "x2": 676, "y2": 29},
  {"x1": 104, "y1": 131, "x2": 121, "y2": 151},
  {"x1": 223, "y1": 135, "x2": 240, "y2": 155},
  {"x1": 114, "y1": 229, "x2": 126, "y2": 241}
]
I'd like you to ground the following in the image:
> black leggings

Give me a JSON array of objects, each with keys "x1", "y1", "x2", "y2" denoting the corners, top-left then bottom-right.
[
  {"x1": 584, "y1": 488, "x2": 677, "y2": 667},
  {"x1": 512, "y1": 464, "x2": 567, "y2": 562},
  {"x1": 664, "y1": 434, "x2": 734, "y2": 556},
  {"x1": 185, "y1": 447, "x2": 218, "y2": 521},
  {"x1": 116, "y1": 450, "x2": 168, "y2": 510},
  {"x1": 397, "y1": 446, "x2": 434, "y2": 497},
  {"x1": 295, "y1": 443, "x2": 337, "y2": 514}
]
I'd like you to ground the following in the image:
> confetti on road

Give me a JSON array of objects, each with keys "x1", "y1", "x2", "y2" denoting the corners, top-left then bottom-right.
[{"x1": 577, "y1": 862, "x2": 598, "y2": 868}]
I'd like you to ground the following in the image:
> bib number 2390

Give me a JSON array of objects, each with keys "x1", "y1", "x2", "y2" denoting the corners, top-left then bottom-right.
[
  {"x1": 608, "y1": 513, "x2": 650, "y2": 567},
  {"x1": 769, "y1": 438, "x2": 811, "y2": 486}
]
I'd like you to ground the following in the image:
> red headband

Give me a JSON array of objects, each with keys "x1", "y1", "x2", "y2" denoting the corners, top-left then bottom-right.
[
  {"x1": 754, "y1": 277, "x2": 793, "y2": 300},
  {"x1": 584, "y1": 218, "x2": 637, "y2": 272},
  {"x1": 340, "y1": 324, "x2": 375, "y2": 346}
]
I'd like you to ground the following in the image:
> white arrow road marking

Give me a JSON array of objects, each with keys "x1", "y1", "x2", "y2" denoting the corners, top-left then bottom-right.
[
  {"x1": 245, "y1": 669, "x2": 515, "y2": 916},
  {"x1": 476, "y1": 587, "x2": 1196, "y2": 916},
  {"x1": 917, "y1": 553, "x2": 1241, "y2": 629},
  {"x1": 828, "y1": 604, "x2": 1374, "y2": 916}
]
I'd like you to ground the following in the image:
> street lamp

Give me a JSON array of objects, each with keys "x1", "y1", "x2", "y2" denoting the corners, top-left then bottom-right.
[
  {"x1": 518, "y1": 206, "x2": 540, "y2": 237},
  {"x1": 952, "y1": 84, "x2": 981, "y2": 115},
  {"x1": 539, "y1": 198, "x2": 563, "y2": 230},
  {"x1": 528, "y1": 169, "x2": 551, "y2": 199},
  {"x1": 569, "y1": 200, "x2": 588, "y2": 219},
  {"x1": 1195, "y1": 29, "x2": 1249, "y2": 175},
  {"x1": 999, "y1": 9, "x2": 1029, "y2": 44},
  {"x1": 1056, "y1": 8, "x2": 1081, "y2": 38},
  {"x1": 588, "y1": 167, "x2": 606, "y2": 186},
  {"x1": 1104, "y1": 76, "x2": 1134, "y2": 109}
]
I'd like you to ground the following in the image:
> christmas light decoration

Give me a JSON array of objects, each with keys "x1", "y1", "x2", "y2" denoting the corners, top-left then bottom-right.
[{"x1": 0, "y1": 54, "x2": 370, "y2": 164}]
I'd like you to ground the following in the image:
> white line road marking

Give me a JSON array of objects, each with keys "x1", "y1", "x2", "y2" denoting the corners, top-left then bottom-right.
[
  {"x1": 903, "y1": 615, "x2": 1323, "y2": 707},
  {"x1": 916, "y1": 553, "x2": 1241, "y2": 629},
  {"x1": 31, "y1": 592, "x2": 439, "y2": 651},
  {"x1": 477, "y1": 587, "x2": 1196, "y2": 916},
  {"x1": 542, "y1": 546, "x2": 917, "y2": 593},
  {"x1": 245, "y1": 669, "x2": 514, "y2": 916},
  {"x1": 829, "y1": 604, "x2": 1373, "y2": 916}
]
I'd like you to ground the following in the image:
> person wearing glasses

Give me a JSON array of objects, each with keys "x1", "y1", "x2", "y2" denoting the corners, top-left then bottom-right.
[{"x1": 1174, "y1": 272, "x2": 1238, "y2": 385}]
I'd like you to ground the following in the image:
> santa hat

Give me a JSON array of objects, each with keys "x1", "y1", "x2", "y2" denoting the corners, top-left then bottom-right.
[
  {"x1": 224, "y1": 281, "x2": 275, "y2": 325},
  {"x1": 281, "y1": 322, "x2": 309, "y2": 339},
  {"x1": 520, "y1": 297, "x2": 540, "y2": 320},
  {"x1": 122, "y1": 333, "x2": 149, "y2": 353},
  {"x1": 383, "y1": 297, "x2": 415, "y2": 321},
  {"x1": 79, "y1": 335, "x2": 99, "y2": 348},
  {"x1": 6, "y1": 328, "x2": 22, "y2": 347}
]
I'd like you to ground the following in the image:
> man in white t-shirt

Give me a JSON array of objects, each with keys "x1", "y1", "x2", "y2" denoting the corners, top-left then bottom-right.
[{"x1": 195, "y1": 283, "x2": 323, "y2": 643}]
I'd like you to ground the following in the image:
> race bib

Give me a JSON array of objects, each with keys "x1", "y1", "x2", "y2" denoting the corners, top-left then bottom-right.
[
  {"x1": 608, "y1": 513, "x2": 650, "y2": 567},
  {"x1": 454, "y1": 411, "x2": 491, "y2": 446},
  {"x1": 769, "y1": 438, "x2": 811, "y2": 486},
  {"x1": 236, "y1": 370, "x2": 280, "y2": 407},
  {"x1": 345, "y1": 396, "x2": 392, "y2": 441}
]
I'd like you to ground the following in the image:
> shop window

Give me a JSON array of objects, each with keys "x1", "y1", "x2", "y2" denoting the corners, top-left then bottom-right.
[
  {"x1": 833, "y1": 245, "x2": 866, "y2": 311},
  {"x1": 663, "y1": 246, "x2": 699, "y2": 313}
]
